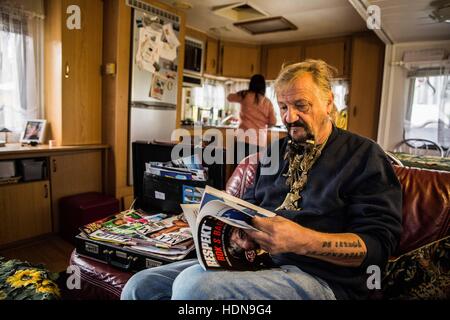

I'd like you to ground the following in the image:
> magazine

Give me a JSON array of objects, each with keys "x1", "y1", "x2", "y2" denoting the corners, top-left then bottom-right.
[
  {"x1": 181, "y1": 186, "x2": 277, "y2": 271},
  {"x1": 79, "y1": 209, "x2": 195, "y2": 258},
  {"x1": 145, "y1": 153, "x2": 207, "y2": 182}
]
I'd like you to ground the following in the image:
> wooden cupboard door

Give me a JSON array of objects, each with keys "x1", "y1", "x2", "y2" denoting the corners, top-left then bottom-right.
[
  {"x1": 50, "y1": 151, "x2": 103, "y2": 232},
  {"x1": 265, "y1": 45, "x2": 302, "y2": 80},
  {"x1": 221, "y1": 43, "x2": 260, "y2": 78},
  {"x1": 61, "y1": 0, "x2": 103, "y2": 145},
  {"x1": 205, "y1": 37, "x2": 218, "y2": 75},
  {"x1": 240, "y1": 46, "x2": 260, "y2": 77},
  {"x1": 347, "y1": 34, "x2": 385, "y2": 140},
  {"x1": 304, "y1": 39, "x2": 349, "y2": 77},
  {"x1": 221, "y1": 44, "x2": 242, "y2": 78},
  {"x1": 0, "y1": 181, "x2": 52, "y2": 245}
]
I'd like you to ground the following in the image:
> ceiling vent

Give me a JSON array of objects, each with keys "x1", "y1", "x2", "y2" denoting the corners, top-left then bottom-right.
[
  {"x1": 430, "y1": 0, "x2": 450, "y2": 23},
  {"x1": 233, "y1": 16, "x2": 297, "y2": 35},
  {"x1": 212, "y1": 2, "x2": 268, "y2": 21}
]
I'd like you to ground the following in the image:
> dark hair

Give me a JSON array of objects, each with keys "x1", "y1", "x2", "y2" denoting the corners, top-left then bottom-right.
[{"x1": 238, "y1": 74, "x2": 266, "y2": 105}]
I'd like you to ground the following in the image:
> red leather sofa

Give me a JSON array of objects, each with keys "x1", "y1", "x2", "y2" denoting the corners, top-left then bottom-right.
[{"x1": 69, "y1": 154, "x2": 450, "y2": 299}]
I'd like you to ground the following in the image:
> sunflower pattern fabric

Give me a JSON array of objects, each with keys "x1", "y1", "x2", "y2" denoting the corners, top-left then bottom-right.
[{"x1": 0, "y1": 257, "x2": 61, "y2": 300}]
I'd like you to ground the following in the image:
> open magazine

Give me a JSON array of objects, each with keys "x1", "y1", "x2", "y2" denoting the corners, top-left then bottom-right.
[{"x1": 181, "y1": 186, "x2": 277, "y2": 271}]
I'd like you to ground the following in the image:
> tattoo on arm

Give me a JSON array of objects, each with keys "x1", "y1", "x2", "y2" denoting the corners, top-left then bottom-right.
[
  {"x1": 322, "y1": 240, "x2": 362, "y2": 248},
  {"x1": 314, "y1": 240, "x2": 365, "y2": 259},
  {"x1": 309, "y1": 251, "x2": 366, "y2": 259}
]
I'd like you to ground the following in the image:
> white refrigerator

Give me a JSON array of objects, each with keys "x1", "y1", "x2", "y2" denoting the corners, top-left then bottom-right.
[{"x1": 128, "y1": 8, "x2": 180, "y2": 184}]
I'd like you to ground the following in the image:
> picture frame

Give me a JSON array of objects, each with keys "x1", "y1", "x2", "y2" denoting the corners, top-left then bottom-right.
[{"x1": 20, "y1": 119, "x2": 47, "y2": 144}]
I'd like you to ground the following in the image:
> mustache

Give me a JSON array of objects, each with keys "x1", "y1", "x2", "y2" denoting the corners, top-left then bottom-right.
[{"x1": 286, "y1": 120, "x2": 309, "y2": 130}]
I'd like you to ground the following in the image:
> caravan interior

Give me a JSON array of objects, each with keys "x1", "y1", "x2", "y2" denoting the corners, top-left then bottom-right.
[{"x1": 0, "y1": 0, "x2": 448, "y2": 304}]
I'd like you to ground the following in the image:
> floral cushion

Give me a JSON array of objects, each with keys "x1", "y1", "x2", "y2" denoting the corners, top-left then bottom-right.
[
  {"x1": 0, "y1": 257, "x2": 61, "y2": 300},
  {"x1": 382, "y1": 236, "x2": 450, "y2": 300}
]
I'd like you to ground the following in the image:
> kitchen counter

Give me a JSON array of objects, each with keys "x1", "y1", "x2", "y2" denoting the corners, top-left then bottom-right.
[
  {"x1": 178, "y1": 124, "x2": 288, "y2": 146},
  {"x1": 180, "y1": 124, "x2": 287, "y2": 132}
]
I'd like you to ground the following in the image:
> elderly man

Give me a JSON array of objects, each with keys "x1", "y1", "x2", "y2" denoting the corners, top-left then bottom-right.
[{"x1": 121, "y1": 59, "x2": 402, "y2": 300}]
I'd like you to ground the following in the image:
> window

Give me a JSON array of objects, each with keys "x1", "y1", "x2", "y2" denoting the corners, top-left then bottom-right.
[
  {"x1": 192, "y1": 82, "x2": 225, "y2": 110},
  {"x1": 265, "y1": 84, "x2": 282, "y2": 126},
  {"x1": 0, "y1": 3, "x2": 43, "y2": 138},
  {"x1": 405, "y1": 72, "x2": 450, "y2": 149}
]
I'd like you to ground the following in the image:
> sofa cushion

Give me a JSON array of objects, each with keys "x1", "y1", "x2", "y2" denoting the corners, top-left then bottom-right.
[
  {"x1": 393, "y1": 166, "x2": 450, "y2": 256},
  {"x1": 382, "y1": 235, "x2": 450, "y2": 300},
  {"x1": 226, "y1": 153, "x2": 259, "y2": 198},
  {"x1": 69, "y1": 250, "x2": 132, "y2": 300}
]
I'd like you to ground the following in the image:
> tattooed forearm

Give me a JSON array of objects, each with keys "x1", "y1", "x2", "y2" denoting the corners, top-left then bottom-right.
[{"x1": 300, "y1": 233, "x2": 367, "y2": 267}]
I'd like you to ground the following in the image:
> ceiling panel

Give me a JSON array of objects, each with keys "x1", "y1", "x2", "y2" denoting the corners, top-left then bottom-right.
[
  {"x1": 160, "y1": 0, "x2": 367, "y2": 44},
  {"x1": 368, "y1": 0, "x2": 450, "y2": 42}
]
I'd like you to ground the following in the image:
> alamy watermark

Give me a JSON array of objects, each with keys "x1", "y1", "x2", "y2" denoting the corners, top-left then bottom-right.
[
  {"x1": 66, "y1": 5, "x2": 81, "y2": 30},
  {"x1": 66, "y1": 265, "x2": 81, "y2": 290},
  {"x1": 366, "y1": 5, "x2": 381, "y2": 30},
  {"x1": 170, "y1": 126, "x2": 281, "y2": 176},
  {"x1": 366, "y1": 265, "x2": 381, "y2": 290}
]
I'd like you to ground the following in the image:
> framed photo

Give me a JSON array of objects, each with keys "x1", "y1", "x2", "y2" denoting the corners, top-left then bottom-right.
[{"x1": 21, "y1": 120, "x2": 47, "y2": 144}]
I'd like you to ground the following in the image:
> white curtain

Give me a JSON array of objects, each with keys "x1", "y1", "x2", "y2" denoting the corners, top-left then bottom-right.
[
  {"x1": 0, "y1": 2, "x2": 43, "y2": 137},
  {"x1": 225, "y1": 80, "x2": 249, "y2": 117},
  {"x1": 192, "y1": 78, "x2": 226, "y2": 110},
  {"x1": 438, "y1": 72, "x2": 449, "y2": 149},
  {"x1": 405, "y1": 67, "x2": 450, "y2": 150}
]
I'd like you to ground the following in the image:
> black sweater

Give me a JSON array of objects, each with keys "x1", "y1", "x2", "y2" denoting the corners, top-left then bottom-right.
[{"x1": 243, "y1": 126, "x2": 403, "y2": 299}]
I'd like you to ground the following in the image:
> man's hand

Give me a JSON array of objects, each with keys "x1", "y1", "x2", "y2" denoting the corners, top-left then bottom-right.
[
  {"x1": 244, "y1": 216, "x2": 313, "y2": 255},
  {"x1": 244, "y1": 216, "x2": 367, "y2": 267}
]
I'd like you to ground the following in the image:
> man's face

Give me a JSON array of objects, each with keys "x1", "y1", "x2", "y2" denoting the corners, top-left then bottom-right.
[{"x1": 277, "y1": 73, "x2": 332, "y2": 143}]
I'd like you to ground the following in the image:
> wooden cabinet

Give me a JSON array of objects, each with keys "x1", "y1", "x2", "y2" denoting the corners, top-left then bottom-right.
[
  {"x1": 304, "y1": 37, "x2": 350, "y2": 78},
  {"x1": 220, "y1": 42, "x2": 261, "y2": 78},
  {"x1": 347, "y1": 34, "x2": 385, "y2": 140},
  {"x1": 50, "y1": 150, "x2": 103, "y2": 232},
  {"x1": 0, "y1": 181, "x2": 52, "y2": 246},
  {"x1": 44, "y1": 0, "x2": 103, "y2": 145},
  {"x1": 204, "y1": 37, "x2": 219, "y2": 75},
  {"x1": 0, "y1": 146, "x2": 107, "y2": 246},
  {"x1": 263, "y1": 44, "x2": 302, "y2": 80}
]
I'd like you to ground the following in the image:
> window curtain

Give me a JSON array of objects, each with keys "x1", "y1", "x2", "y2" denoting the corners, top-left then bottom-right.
[
  {"x1": 0, "y1": 2, "x2": 43, "y2": 136},
  {"x1": 437, "y1": 70, "x2": 449, "y2": 149},
  {"x1": 224, "y1": 80, "x2": 249, "y2": 117},
  {"x1": 192, "y1": 79, "x2": 226, "y2": 110},
  {"x1": 406, "y1": 66, "x2": 450, "y2": 149}
]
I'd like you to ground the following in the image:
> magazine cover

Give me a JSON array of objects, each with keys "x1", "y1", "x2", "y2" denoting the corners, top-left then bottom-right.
[{"x1": 181, "y1": 186, "x2": 276, "y2": 271}]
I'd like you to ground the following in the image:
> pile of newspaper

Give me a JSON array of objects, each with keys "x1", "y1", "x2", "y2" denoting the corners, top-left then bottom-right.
[
  {"x1": 145, "y1": 154, "x2": 207, "y2": 182},
  {"x1": 79, "y1": 209, "x2": 195, "y2": 261}
]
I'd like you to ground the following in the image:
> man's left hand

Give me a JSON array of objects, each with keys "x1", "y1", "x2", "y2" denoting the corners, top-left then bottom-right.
[{"x1": 244, "y1": 216, "x2": 313, "y2": 255}]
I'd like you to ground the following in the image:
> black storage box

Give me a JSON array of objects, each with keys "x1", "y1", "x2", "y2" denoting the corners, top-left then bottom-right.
[
  {"x1": 74, "y1": 140, "x2": 226, "y2": 272},
  {"x1": 132, "y1": 140, "x2": 226, "y2": 213},
  {"x1": 20, "y1": 159, "x2": 45, "y2": 181},
  {"x1": 142, "y1": 173, "x2": 207, "y2": 214}
]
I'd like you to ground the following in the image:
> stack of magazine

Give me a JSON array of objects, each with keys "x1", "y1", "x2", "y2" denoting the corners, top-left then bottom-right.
[
  {"x1": 78, "y1": 209, "x2": 195, "y2": 261},
  {"x1": 145, "y1": 154, "x2": 207, "y2": 182}
]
